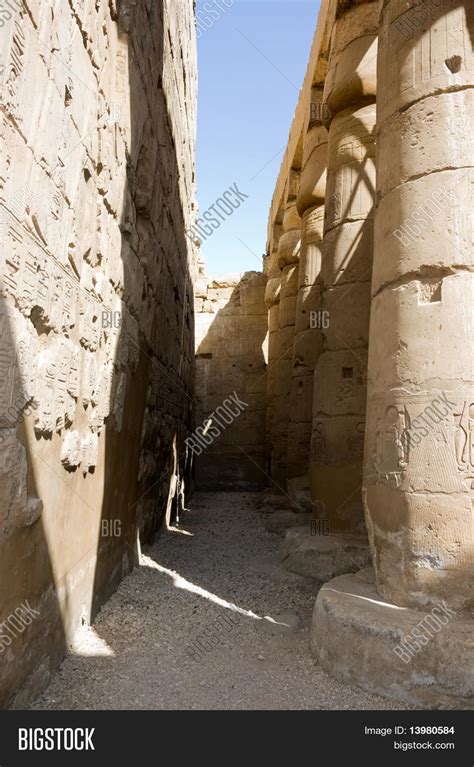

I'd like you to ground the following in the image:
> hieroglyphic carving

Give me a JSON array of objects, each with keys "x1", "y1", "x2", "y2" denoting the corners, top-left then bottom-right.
[
  {"x1": 327, "y1": 133, "x2": 376, "y2": 227},
  {"x1": 0, "y1": 305, "x2": 35, "y2": 425},
  {"x1": 0, "y1": 431, "x2": 42, "y2": 536},
  {"x1": 373, "y1": 405, "x2": 411, "y2": 486},
  {"x1": 113, "y1": 370, "x2": 127, "y2": 433},
  {"x1": 3, "y1": 226, "x2": 77, "y2": 335},
  {"x1": 81, "y1": 432, "x2": 99, "y2": 473},
  {"x1": 79, "y1": 293, "x2": 101, "y2": 351},
  {"x1": 382, "y1": 2, "x2": 474, "y2": 114},
  {"x1": 17, "y1": 326, "x2": 38, "y2": 396},
  {"x1": 454, "y1": 401, "x2": 474, "y2": 504},
  {"x1": 0, "y1": 158, "x2": 135, "y2": 471},
  {"x1": 0, "y1": 328, "x2": 17, "y2": 421},
  {"x1": 381, "y1": 405, "x2": 410, "y2": 472},
  {"x1": 311, "y1": 422, "x2": 328, "y2": 464},
  {"x1": 1, "y1": 17, "x2": 25, "y2": 120},
  {"x1": 61, "y1": 430, "x2": 81, "y2": 469},
  {"x1": 88, "y1": 361, "x2": 114, "y2": 432},
  {"x1": 81, "y1": 352, "x2": 98, "y2": 409},
  {"x1": 348, "y1": 421, "x2": 366, "y2": 461}
]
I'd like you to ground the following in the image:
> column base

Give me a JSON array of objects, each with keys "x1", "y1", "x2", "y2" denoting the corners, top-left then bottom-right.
[
  {"x1": 311, "y1": 568, "x2": 474, "y2": 709},
  {"x1": 280, "y1": 528, "x2": 371, "y2": 580}
]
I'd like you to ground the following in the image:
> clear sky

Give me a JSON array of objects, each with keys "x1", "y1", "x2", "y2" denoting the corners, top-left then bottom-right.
[{"x1": 195, "y1": 0, "x2": 321, "y2": 278}]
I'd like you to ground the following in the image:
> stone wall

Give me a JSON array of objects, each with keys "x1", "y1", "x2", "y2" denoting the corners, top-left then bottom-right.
[
  {"x1": 194, "y1": 268, "x2": 268, "y2": 489},
  {"x1": 0, "y1": 0, "x2": 197, "y2": 708}
]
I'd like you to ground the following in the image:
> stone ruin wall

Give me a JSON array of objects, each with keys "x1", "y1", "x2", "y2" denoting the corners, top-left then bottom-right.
[
  {"x1": 0, "y1": 0, "x2": 197, "y2": 707},
  {"x1": 194, "y1": 264, "x2": 268, "y2": 490}
]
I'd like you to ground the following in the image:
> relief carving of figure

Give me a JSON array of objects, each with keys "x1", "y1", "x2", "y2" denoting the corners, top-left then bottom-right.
[{"x1": 380, "y1": 405, "x2": 410, "y2": 473}]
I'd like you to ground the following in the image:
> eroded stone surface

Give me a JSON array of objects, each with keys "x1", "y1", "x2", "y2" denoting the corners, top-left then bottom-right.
[
  {"x1": 287, "y1": 91, "x2": 327, "y2": 486},
  {"x1": 311, "y1": 569, "x2": 474, "y2": 709},
  {"x1": 363, "y1": 0, "x2": 474, "y2": 611},
  {"x1": 281, "y1": 527, "x2": 371, "y2": 581},
  {"x1": 0, "y1": 0, "x2": 197, "y2": 708},
  {"x1": 194, "y1": 269, "x2": 268, "y2": 489},
  {"x1": 270, "y1": 181, "x2": 302, "y2": 486},
  {"x1": 310, "y1": 3, "x2": 377, "y2": 532},
  {"x1": 263, "y1": 511, "x2": 313, "y2": 536},
  {"x1": 263, "y1": 0, "x2": 473, "y2": 709}
]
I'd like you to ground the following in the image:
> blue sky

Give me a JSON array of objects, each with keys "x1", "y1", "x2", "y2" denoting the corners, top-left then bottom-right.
[{"x1": 195, "y1": 0, "x2": 320, "y2": 277}]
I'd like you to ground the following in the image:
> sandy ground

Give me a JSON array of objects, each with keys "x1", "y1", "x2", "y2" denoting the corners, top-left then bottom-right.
[{"x1": 33, "y1": 492, "x2": 405, "y2": 710}]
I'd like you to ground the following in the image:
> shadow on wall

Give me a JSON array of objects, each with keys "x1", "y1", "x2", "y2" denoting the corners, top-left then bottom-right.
[
  {"x1": 0, "y1": 0, "x2": 195, "y2": 708},
  {"x1": 91, "y1": 0, "x2": 196, "y2": 618},
  {"x1": 194, "y1": 272, "x2": 268, "y2": 491},
  {"x1": 0, "y1": 309, "x2": 65, "y2": 709}
]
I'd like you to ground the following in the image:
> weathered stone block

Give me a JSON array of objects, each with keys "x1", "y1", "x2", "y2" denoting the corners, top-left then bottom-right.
[
  {"x1": 281, "y1": 527, "x2": 371, "y2": 580},
  {"x1": 311, "y1": 569, "x2": 474, "y2": 709}
]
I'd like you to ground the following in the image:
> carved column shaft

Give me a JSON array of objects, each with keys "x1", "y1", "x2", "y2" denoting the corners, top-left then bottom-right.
[
  {"x1": 287, "y1": 96, "x2": 327, "y2": 487},
  {"x1": 271, "y1": 179, "x2": 301, "y2": 486},
  {"x1": 363, "y1": 0, "x2": 474, "y2": 610},
  {"x1": 264, "y1": 231, "x2": 282, "y2": 470}
]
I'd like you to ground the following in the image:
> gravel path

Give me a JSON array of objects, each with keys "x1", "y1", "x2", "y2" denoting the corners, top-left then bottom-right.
[{"x1": 34, "y1": 492, "x2": 404, "y2": 710}]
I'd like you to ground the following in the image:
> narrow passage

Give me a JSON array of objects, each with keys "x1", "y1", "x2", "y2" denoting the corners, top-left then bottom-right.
[{"x1": 34, "y1": 493, "x2": 400, "y2": 710}]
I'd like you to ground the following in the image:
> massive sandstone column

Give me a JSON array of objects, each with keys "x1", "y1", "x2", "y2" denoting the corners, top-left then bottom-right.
[
  {"x1": 363, "y1": 0, "x2": 474, "y2": 610},
  {"x1": 286, "y1": 94, "x2": 327, "y2": 491},
  {"x1": 310, "y1": 0, "x2": 377, "y2": 530},
  {"x1": 271, "y1": 173, "x2": 301, "y2": 487}
]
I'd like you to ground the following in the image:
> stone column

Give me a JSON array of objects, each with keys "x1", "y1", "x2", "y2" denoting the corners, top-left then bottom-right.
[
  {"x1": 264, "y1": 229, "x2": 282, "y2": 474},
  {"x1": 271, "y1": 174, "x2": 301, "y2": 487},
  {"x1": 310, "y1": 0, "x2": 377, "y2": 531},
  {"x1": 364, "y1": 0, "x2": 474, "y2": 611},
  {"x1": 310, "y1": 2, "x2": 473, "y2": 710},
  {"x1": 286, "y1": 94, "x2": 327, "y2": 495}
]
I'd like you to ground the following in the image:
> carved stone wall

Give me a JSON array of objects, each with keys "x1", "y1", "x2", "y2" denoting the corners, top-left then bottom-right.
[{"x1": 0, "y1": 0, "x2": 197, "y2": 707}]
